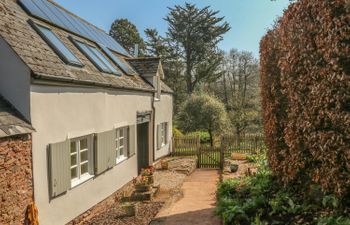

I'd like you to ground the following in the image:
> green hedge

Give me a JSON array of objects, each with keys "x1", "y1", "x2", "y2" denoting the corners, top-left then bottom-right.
[{"x1": 260, "y1": 0, "x2": 350, "y2": 197}]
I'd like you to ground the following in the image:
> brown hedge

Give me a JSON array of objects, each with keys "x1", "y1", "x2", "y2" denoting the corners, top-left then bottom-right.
[{"x1": 260, "y1": 0, "x2": 350, "y2": 196}]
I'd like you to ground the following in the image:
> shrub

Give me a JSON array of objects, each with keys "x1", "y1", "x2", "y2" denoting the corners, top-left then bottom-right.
[
  {"x1": 173, "y1": 127, "x2": 183, "y2": 137},
  {"x1": 317, "y1": 216, "x2": 350, "y2": 225},
  {"x1": 216, "y1": 151, "x2": 349, "y2": 224},
  {"x1": 187, "y1": 131, "x2": 210, "y2": 144},
  {"x1": 260, "y1": 0, "x2": 350, "y2": 197},
  {"x1": 177, "y1": 93, "x2": 229, "y2": 146}
]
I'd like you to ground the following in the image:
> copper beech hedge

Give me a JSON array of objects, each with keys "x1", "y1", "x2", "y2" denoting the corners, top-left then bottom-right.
[{"x1": 260, "y1": 0, "x2": 350, "y2": 197}]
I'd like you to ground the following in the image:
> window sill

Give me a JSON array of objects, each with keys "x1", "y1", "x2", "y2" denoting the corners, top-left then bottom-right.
[
  {"x1": 71, "y1": 174, "x2": 94, "y2": 188},
  {"x1": 116, "y1": 156, "x2": 128, "y2": 165},
  {"x1": 157, "y1": 143, "x2": 168, "y2": 151}
]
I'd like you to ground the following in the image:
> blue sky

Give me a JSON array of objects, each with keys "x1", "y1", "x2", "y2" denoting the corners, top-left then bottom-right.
[{"x1": 54, "y1": 0, "x2": 291, "y2": 58}]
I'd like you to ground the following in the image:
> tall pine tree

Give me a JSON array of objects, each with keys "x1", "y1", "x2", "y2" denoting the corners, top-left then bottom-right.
[
  {"x1": 165, "y1": 3, "x2": 230, "y2": 93},
  {"x1": 109, "y1": 18, "x2": 145, "y2": 56}
]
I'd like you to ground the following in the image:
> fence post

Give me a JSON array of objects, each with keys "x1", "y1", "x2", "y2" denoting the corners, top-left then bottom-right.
[
  {"x1": 197, "y1": 145, "x2": 201, "y2": 168},
  {"x1": 220, "y1": 136, "x2": 224, "y2": 171}
]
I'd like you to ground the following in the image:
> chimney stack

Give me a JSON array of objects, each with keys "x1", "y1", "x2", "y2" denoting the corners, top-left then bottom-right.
[{"x1": 134, "y1": 44, "x2": 139, "y2": 58}]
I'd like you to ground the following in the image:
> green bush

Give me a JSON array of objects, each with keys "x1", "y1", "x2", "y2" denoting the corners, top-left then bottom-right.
[
  {"x1": 317, "y1": 216, "x2": 350, "y2": 225},
  {"x1": 173, "y1": 127, "x2": 183, "y2": 137},
  {"x1": 216, "y1": 153, "x2": 349, "y2": 224},
  {"x1": 187, "y1": 131, "x2": 211, "y2": 144}
]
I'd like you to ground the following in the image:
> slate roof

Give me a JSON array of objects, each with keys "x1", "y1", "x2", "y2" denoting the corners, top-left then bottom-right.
[
  {"x1": 127, "y1": 57, "x2": 173, "y2": 94},
  {"x1": 160, "y1": 81, "x2": 174, "y2": 94},
  {"x1": 0, "y1": 96, "x2": 34, "y2": 138},
  {"x1": 0, "y1": 0, "x2": 155, "y2": 92},
  {"x1": 127, "y1": 57, "x2": 162, "y2": 75}
]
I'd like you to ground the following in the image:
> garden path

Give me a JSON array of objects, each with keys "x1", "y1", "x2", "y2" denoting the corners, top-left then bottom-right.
[{"x1": 151, "y1": 169, "x2": 221, "y2": 225}]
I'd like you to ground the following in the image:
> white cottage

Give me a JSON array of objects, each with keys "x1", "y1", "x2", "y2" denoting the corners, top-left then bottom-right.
[{"x1": 0, "y1": 0, "x2": 173, "y2": 224}]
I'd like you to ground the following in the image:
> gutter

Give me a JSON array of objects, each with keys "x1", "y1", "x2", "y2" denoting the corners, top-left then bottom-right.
[
  {"x1": 31, "y1": 72, "x2": 156, "y2": 94},
  {"x1": 151, "y1": 95, "x2": 156, "y2": 163}
]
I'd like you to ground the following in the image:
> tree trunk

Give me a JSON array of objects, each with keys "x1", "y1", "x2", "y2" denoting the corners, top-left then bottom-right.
[
  {"x1": 208, "y1": 128, "x2": 214, "y2": 147},
  {"x1": 223, "y1": 72, "x2": 229, "y2": 107}
]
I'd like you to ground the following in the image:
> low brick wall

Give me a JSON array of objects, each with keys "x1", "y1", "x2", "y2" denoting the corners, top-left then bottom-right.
[
  {"x1": 0, "y1": 134, "x2": 33, "y2": 224},
  {"x1": 68, "y1": 180, "x2": 135, "y2": 225}
]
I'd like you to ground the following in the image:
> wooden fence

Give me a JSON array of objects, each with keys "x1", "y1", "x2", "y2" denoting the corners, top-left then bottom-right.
[
  {"x1": 172, "y1": 134, "x2": 264, "y2": 157},
  {"x1": 172, "y1": 135, "x2": 200, "y2": 156},
  {"x1": 221, "y1": 134, "x2": 264, "y2": 155}
]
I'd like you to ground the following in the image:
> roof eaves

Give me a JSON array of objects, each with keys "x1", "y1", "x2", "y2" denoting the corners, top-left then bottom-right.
[{"x1": 31, "y1": 72, "x2": 156, "y2": 93}]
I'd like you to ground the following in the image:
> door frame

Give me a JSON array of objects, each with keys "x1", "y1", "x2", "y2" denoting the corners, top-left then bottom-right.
[{"x1": 136, "y1": 111, "x2": 154, "y2": 171}]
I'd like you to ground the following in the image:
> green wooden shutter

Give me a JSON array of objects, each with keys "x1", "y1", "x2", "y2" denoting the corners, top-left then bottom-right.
[
  {"x1": 48, "y1": 140, "x2": 70, "y2": 198},
  {"x1": 157, "y1": 124, "x2": 162, "y2": 149},
  {"x1": 128, "y1": 125, "x2": 136, "y2": 157},
  {"x1": 165, "y1": 123, "x2": 169, "y2": 144},
  {"x1": 96, "y1": 129, "x2": 116, "y2": 174}
]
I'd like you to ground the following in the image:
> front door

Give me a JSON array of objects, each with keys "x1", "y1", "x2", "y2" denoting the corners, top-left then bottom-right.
[{"x1": 137, "y1": 122, "x2": 149, "y2": 173}]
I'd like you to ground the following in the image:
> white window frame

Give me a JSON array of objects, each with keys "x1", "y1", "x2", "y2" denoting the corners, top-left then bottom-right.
[
  {"x1": 116, "y1": 126, "x2": 129, "y2": 164},
  {"x1": 70, "y1": 136, "x2": 94, "y2": 188},
  {"x1": 161, "y1": 122, "x2": 168, "y2": 147}
]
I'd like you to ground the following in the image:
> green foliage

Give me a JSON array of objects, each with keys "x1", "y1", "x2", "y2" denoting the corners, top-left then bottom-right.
[
  {"x1": 322, "y1": 195, "x2": 340, "y2": 209},
  {"x1": 317, "y1": 216, "x2": 350, "y2": 225},
  {"x1": 187, "y1": 131, "x2": 210, "y2": 143},
  {"x1": 217, "y1": 179, "x2": 241, "y2": 199},
  {"x1": 216, "y1": 152, "x2": 349, "y2": 224},
  {"x1": 109, "y1": 18, "x2": 145, "y2": 55},
  {"x1": 165, "y1": 3, "x2": 230, "y2": 93},
  {"x1": 172, "y1": 127, "x2": 183, "y2": 137},
  {"x1": 177, "y1": 93, "x2": 229, "y2": 146},
  {"x1": 144, "y1": 28, "x2": 170, "y2": 57}
]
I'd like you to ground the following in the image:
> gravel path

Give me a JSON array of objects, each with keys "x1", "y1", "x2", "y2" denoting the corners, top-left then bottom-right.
[
  {"x1": 82, "y1": 202, "x2": 163, "y2": 225},
  {"x1": 81, "y1": 157, "x2": 197, "y2": 225}
]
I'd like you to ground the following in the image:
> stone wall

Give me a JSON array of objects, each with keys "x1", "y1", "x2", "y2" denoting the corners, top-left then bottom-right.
[{"x1": 0, "y1": 134, "x2": 33, "y2": 224}]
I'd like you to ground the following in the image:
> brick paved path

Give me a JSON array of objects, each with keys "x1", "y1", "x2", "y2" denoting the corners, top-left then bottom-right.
[{"x1": 152, "y1": 169, "x2": 221, "y2": 225}]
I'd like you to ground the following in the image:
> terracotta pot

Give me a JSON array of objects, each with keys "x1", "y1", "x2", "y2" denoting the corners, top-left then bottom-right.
[
  {"x1": 119, "y1": 203, "x2": 137, "y2": 217},
  {"x1": 144, "y1": 175, "x2": 154, "y2": 184},
  {"x1": 161, "y1": 161, "x2": 169, "y2": 170},
  {"x1": 231, "y1": 153, "x2": 247, "y2": 160}
]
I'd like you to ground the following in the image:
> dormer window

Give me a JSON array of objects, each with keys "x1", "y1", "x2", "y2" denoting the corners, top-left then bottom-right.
[
  {"x1": 70, "y1": 37, "x2": 121, "y2": 76},
  {"x1": 29, "y1": 21, "x2": 83, "y2": 67}
]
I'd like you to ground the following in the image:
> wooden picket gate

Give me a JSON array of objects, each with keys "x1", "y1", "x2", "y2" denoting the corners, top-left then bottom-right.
[{"x1": 197, "y1": 146, "x2": 224, "y2": 169}]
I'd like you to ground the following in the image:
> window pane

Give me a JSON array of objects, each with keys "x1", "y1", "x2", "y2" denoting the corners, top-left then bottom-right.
[
  {"x1": 119, "y1": 128, "x2": 124, "y2": 137},
  {"x1": 120, "y1": 147, "x2": 124, "y2": 156},
  {"x1": 71, "y1": 167, "x2": 77, "y2": 179},
  {"x1": 81, "y1": 163, "x2": 88, "y2": 175},
  {"x1": 80, "y1": 139, "x2": 88, "y2": 150},
  {"x1": 80, "y1": 150, "x2": 88, "y2": 162},
  {"x1": 99, "y1": 45, "x2": 136, "y2": 75},
  {"x1": 89, "y1": 47, "x2": 119, "y2": 74},
  {"x1": 71, "y1": 154, "x2": 77, "y2": 166},
  {"x1": 120, "y1": 138, "x2": 124, "y2": 147},
  {"x1": 70, "y1": 142, "x2": 77, "y2": 153},
  {"x1": 76, "y1": 41, "x2": 110, "y2": 72},
  {"x1": 36, "y1": 24, "x2": 81, "y2": 65},
  {"x1": 74, "y1": 40, "x2": 119, "y2": 74}
]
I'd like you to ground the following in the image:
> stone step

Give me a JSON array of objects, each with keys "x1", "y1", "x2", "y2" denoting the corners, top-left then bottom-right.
[{"x1": 122, "y1": 184, "x2": 160, "y2": 202}]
